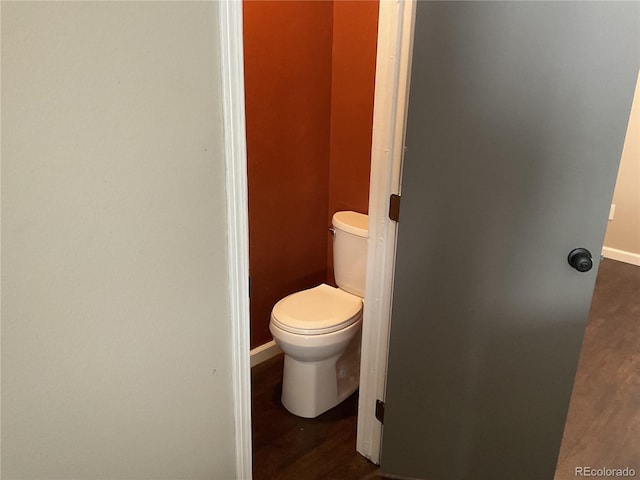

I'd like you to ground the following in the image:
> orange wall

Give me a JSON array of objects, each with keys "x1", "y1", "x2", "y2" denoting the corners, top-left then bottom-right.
[
  {"x1": 244, "y1": 1, "x2": 378, "y2": 349},
  {"x1": 244, "y1": 1, "x2": 334, "y2": 349},
  {"x1": 327, "y1": 1, "x2": 379, "y2": 284}
]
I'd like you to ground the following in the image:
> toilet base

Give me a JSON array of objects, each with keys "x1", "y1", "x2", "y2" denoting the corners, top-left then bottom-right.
[{"x1": 281, "y1": 329, "x2": 361, "y2": 418}]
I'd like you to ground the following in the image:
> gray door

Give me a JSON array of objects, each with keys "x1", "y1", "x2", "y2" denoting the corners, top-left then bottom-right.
[{"x1": 380, "y1": 2, "x2": 639, "y2": 480}]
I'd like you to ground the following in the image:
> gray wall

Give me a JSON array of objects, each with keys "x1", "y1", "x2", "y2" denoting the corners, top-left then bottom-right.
[{"x1": 1, "y1": 2, "x2": 236, "y2": 478}]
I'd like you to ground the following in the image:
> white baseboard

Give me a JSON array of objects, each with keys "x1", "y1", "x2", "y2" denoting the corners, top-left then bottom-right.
[
  {"x1": 602, "y1": 246, "x2": 640, "y2": 266},
  {"x1": 250, "y1": 340, "x2": 282, "y2": 368}
]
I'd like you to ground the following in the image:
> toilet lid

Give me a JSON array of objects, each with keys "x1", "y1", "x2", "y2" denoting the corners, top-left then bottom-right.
[{"x1": 271, "y1": 283, "x2": 363, "y2": 335}]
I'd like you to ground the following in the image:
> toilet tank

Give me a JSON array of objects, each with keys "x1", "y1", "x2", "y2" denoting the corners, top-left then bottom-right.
[{"x1": 332, "y1": 211, "x2": 368, "y2": 298}]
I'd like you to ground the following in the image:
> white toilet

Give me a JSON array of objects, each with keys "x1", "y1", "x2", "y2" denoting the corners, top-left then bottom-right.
[{"x1": 269, "y1": 211, "x2": 368, "y2": 418}]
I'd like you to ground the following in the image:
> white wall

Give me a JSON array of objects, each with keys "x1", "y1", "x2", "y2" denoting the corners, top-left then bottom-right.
[
  {"x1": 1, "y1": 2, "x2": 237, "y2": 478},
  {"x1": 603, "y1": 72, "x2": 640, "y2": 264}
]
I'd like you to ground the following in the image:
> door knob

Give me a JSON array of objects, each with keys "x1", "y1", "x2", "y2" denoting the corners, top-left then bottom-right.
[{"x1": 568, "y1": 248, "x2": 593, "y2": 272}]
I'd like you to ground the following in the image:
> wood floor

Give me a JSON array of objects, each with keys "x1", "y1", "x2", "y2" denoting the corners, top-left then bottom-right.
[
  {"x1": 251, "y1": 259, "x2": 639, "y2": 480},
  {"x1": 554, "y1": 259, "x2": 640, "y2": 479},
  {"x1": 251, "y1": 355, "x2": 380, "y2": 480}
]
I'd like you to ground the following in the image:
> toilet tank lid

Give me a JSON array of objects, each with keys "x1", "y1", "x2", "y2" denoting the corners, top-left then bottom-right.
[{"x1": 332, "y1": 211, "x2": 368, "y2": 237}]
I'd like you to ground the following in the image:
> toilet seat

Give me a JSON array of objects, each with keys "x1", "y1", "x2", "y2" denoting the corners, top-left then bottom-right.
[{"x1": 271, "y1": 283, "x2": 363, "y2": 335}]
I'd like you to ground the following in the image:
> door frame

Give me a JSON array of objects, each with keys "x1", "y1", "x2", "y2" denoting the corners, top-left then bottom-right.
[
  {"x1": 356, "y1": 0, "x2": 416, "y2": 464},
  {"x1": 220, "y1": 1, "x2": 418, "y2": 476},
  {"x1": 218, "y1": 1, "x2": 252, "y2": 478}
]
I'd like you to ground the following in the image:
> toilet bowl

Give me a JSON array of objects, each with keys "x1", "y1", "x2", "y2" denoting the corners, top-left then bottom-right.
[
  {"x1": 270, "y1": 284, "x2": 363, "y2": 418},
  {"x1": 269, "y1": 211, "x2": 368, "y2": 418}
]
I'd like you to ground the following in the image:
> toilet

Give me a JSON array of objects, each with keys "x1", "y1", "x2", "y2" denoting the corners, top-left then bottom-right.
[{"x1": 269, "y1": 211, "x2": 368, "y2": 418}]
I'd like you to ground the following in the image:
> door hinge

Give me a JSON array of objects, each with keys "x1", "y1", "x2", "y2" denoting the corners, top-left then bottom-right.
[
  {"x1": 375, "y1": 399, "x2": 385, "y2": 424},
  {"x1": 389, "y1": 194, "x2": 401, "y2": 222}
]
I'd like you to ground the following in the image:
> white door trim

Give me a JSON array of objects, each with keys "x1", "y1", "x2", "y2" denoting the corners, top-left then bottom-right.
[
  {"x1": 357, "y1": 0, "x2": 416, "y2": 465},
  {"x1": 218, "y1": 2, "x2": 252, "y2": 479}
]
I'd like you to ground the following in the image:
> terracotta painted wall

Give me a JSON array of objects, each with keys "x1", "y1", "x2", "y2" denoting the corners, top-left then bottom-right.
[
  {"x1": 327, "y1": 1, "x2": 379, "y2": 284},
  {"x1": 244, "y1": 1, "x2": 379, "y2": 349},
  {"x1": 244, "y1": 1, "x2": 334, "y2": 349}
]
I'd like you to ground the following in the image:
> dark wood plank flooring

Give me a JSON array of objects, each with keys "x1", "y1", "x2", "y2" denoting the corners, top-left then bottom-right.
[
  {"x1": 251, "y1": 354, "x2": 380, "y2": 480},
  {"x1": 554, "y1": 259, "x2": 640, "y2": 479},
  {"x1": 252, "y1": 259, "x2": 639, "y2": 480}
]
